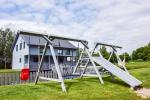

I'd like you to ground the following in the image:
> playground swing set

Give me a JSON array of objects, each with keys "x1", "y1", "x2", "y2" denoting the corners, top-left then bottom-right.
[
  {"x1": 94, "y1": 42, "x2": 128, "y2": 73},
  {"x1": 19, "y1": 31, "x2": 142, "y2": 92},
  {"x1": 76, "y1": 42, "x2": 128, "y2": 81}
]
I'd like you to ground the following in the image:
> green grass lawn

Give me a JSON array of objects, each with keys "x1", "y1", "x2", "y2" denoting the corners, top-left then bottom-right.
[
  {"x1": 0, "y1": 69, "x2": 20, "y2": 73},
  {"x1": 0, "y1": 62, "x2": 150, "y2": 100},
  {"x1": 126, "y1": 61, "x2": 150, "y2": 70}
]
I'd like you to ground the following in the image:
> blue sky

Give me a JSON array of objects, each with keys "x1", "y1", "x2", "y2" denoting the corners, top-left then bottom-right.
[{"x1": 0, "y1": 0, "x2": 150, "y2": 53}]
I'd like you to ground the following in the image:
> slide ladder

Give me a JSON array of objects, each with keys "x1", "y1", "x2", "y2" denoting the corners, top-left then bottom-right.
[{"x1": 92, "y1": 57, "x2": 142, "y2": 88}]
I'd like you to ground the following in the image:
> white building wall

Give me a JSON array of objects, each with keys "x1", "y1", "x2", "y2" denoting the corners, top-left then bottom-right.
[{"x1": 12, "y1": 35, "x2": 29, "y2": 70}]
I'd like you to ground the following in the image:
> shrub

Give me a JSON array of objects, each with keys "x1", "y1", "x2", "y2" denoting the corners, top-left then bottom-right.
[{"x1": 136, "y1": 59, "x2": 144, "y2": 62}]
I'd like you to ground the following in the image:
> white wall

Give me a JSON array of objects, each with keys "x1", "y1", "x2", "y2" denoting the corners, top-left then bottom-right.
[{"x1": 12, "y1": 35, "x2": 29, "y2": 69}]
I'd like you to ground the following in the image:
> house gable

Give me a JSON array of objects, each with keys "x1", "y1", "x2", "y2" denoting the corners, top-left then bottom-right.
[{"x1": 12, "y1": 34, "x2": 29, "y2": 69}]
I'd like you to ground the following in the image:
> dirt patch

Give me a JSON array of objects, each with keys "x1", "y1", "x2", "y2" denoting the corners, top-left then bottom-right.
[{"x1": 135, "y1": 88, "x2": 150, "y2": 99}]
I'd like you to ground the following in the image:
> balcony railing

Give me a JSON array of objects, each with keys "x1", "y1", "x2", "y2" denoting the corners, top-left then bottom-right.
[
  {"x1": 29, "y1": 63, "x2": 51, "y2": 71},
  {"x1": 29, "y1": 62, "x2": 75, "y2": 72}
]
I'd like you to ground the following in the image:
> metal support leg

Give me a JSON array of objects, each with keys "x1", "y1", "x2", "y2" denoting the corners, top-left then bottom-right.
[
  {"x1": 85, "y1": 48, "x2": 104, "y2": 84},
  {"x1": 73, "y1": 49, "x2": 84, "y2": 74},
  {"x1": 108, "y1": 51, "x2": 115, "y2": 79},
  {"x1": 80, "y1": 60, "x2": 89, "y2": 78},
  {"x1": 108, "y1": 51, "x2": 113, "y2": 61},
  {"x1": 116, "y1": 54, "x2": 129, "y2": 73},
  {"x1": 49, "y1": 45, "x2": 66, "y2": 92},
  {"x1": 80, "y1": 46, "x2": 97, "y2": 78},
  {"x1": 98, "y1": 51, "x2": 103, "y2": 58},
  {"x1": 35, "y1": 42, "x2": 49, "y2": 84}
]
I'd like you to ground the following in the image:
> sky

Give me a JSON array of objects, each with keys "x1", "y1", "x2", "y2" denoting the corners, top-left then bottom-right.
[{"x1": 0, "y1": 0, "x2": 150, "y2": 53}]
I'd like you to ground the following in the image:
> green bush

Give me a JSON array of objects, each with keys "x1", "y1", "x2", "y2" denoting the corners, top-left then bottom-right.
[{"x1": 136, "y1": 59, "x2": 144, "y2": 62}]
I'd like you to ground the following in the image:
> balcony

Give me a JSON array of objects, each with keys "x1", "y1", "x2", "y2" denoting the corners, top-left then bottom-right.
[
  {"x1": 29, "y1": 63, "x2": 51, "y2": 71},
  {"x1": 29, "y1": 62, "x2": 74, "y2": 72}
]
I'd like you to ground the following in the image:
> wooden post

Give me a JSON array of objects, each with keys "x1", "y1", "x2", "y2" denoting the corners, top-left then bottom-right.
[
  {"x1": 35, "y1": 42, "x2": 49, "y2": 84},
  {"x1": 85, "y1": 48, "x2": 104, "y2": 84},
  {"x1": 49, "y1": 44, "x2": 66, "y2": 92},
  {"x1": 73, "y1": 49, "x2": 84, "y2": 74}
]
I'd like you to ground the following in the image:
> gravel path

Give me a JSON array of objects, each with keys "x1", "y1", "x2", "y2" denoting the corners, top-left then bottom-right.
[{"x1": 135, "y1": 88, "x2": 150, "y2": 99}]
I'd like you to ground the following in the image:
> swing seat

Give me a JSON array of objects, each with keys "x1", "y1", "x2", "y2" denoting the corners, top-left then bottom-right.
[{"x1": 20, "y1": 68, "x2": 30, "y2": 80}]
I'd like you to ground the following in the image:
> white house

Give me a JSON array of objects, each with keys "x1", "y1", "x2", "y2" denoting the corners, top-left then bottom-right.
[{"x1": 12, "y1": 31, "x2": 77, "y2": 70}]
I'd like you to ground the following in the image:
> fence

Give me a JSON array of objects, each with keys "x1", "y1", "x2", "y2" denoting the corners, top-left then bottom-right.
[{"x1": 0, "y1": 67, "x2": 74, "y2": 86}]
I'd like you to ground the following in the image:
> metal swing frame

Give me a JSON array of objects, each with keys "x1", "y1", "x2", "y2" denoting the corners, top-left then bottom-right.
[
  {"x1": 73, "y1": 44, "x2": 104, "y2": 84},
  {"x1": 79, "y1": 42, "x2": 129, "y2": 83},
  {"x1": 73, "y1": 47, "x2": 104, "y2": 83},
  {"x1": 93, "y1": 42, "x2": 128, "y2": 73},
  {"x1": 19, "y1": 31, "x2": 104, "y2": 92}
]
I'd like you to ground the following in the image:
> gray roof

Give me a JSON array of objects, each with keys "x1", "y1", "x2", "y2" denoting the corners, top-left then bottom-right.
[
  {"x1": 22, "y1": 35, "x2": 77, "y2": 49},
  {"x1": 12, "y1": 31, "x2": 77, "y2": 50}
]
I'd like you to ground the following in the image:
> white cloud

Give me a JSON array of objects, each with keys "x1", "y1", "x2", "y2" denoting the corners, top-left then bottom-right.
[{"x1": 0, "y1": 0, "x2": 150, "y2": 53}]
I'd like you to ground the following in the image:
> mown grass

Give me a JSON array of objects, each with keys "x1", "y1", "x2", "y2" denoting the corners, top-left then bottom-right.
[
  {"x1": 0, "y1": 77, "x2": 143, "y2": 100},
  {"x1": 0, "y1": 69, "x2": 20, "y2": 73},
  {"x1": 126, "y1": 61, "x2": 150, "y2": 70},
  {"x1": 0, "y1": 62, "x2": 150, "y2": 100}
]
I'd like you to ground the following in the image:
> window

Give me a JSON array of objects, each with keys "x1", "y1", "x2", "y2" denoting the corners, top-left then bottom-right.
[
  {"x1": 20, "y1": 43, "x2": 22, "y2": 50},
  {"x1": 72, "y1": 57, "x2": 76, "y2": 61},
  {"x1": 23, "y1": 42, "x2": 25, "y2": 49},
  {"x1": 19, "y1": 58, "x2": 21, "y2": 63},
  {"x1": 44, "y1": 56, "x2": 49, "y2": 62},
  {"x1": 16, "y1": 45, "x2": 18, "y2": 51},
  {"x1": 24, "y1": 55, "x2": 28, "y2": 64},
  {"x1": 58, "y1": 49, "x2": 63, "y2": 55},
  {"x1": 33, "y1": 56, "x2": 38, "y2": 62},
  {"x1": 66, "y1": 49, "x2": 70, "y2": 55},
  {"x1": 67, "y1": 57, "x2": 71, "y2": 62},
  {"x1": 39, "y1": 46, "x2": 43, "y2": 54}
]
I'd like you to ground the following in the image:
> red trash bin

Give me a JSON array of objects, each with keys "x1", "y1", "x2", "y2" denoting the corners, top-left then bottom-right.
[{"x1": 20, "y1": 68, "x2": 30, "y2": 81}]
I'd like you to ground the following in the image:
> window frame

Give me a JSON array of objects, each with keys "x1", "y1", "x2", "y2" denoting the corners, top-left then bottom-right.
[
  {"x1": 66, "y1": 49, "x2": 70, "y2": 55},
  {"x1": 39, "y1": 46, "x2": 43, "y2": 54},
  {"x1": 19, "y1": 58, "x2": 21, "y2": 63},
  {"x1": 33, "y1": 56, "x2": 38, "y2": 63},
  {"x1": 20, "y1": 43, "x2": 22, "y2": 50},
  {"x1": 58, "y1": 49, "x2": 63, "y2": 55},
  {"x1": 23, "y1": 42, "x2": 25, "y2": 49},
  {"x1": 16, "y1": 45, "x2": 18, "y2": 51},
  {"x1": 67, "y1": 57, "x2": 71, "y2": 62},
  {"x1": 24, "y1": 55, "x2": 28, "y2": 64}
]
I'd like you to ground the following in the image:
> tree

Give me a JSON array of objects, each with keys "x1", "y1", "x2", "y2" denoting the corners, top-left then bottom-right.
[
  {"x1": 119, "y1": 52, "x2": 131, "y2": 62},
  {"x1": 110, "y1": 53, "x2": 117, "y2": 63},
  {"x1": 99, "y1": 46, "x2": 110, "y2": 59},
  {"x1": 131, "y1": 42, "x2": 150, "y2": 61},
  {"x1": 0, "y1": 28, "x2": 14, "y2": 69},
  {"x1": 132, "y1": 50, "x2": 137, "y2": 60}
]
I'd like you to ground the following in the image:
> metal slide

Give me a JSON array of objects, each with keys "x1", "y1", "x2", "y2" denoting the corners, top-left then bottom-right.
[{"x1": 92, "y1": 57, "x2": 142, "y2": 88}]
